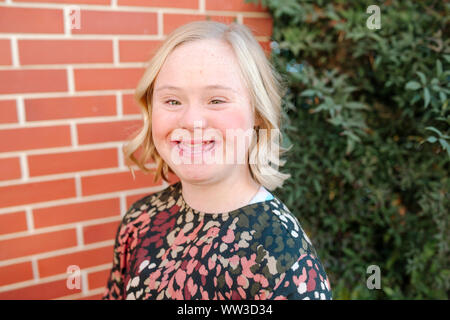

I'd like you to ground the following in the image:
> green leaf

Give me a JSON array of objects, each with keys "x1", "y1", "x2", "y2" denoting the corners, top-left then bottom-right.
[
  {"x1": 300, "y1": 89, "x2": 317, "y2": 96},
  {"x1": 312, "y1": 103, "x2": 328, "y2": 113},
  {"x1": 424, "y1": 88, "x2": 431, "y2": 108},
  {"x1": 425, "y1": 126, "x2": 443, "y2": 137},
  {"x1": 416, "y1": 71, "x2": 427, "y2": 85},
  {"x1": 405, "y1": 81, "x2": 421, "y2": 90},
  {"x1": 438, "y1": 138, "x2": 450, "y2": 158},
  {"x1": 426, "y1": 136, "x2": 437, "y2": 143},
  {"x1": 383, "y1": 287, "x2": 395, "y2": 297},
  {"x1": 436, "y1": 60, "x2": 442, "y2": 77},
  {"x1": 342, "y1": 130, "x2": 362, "y2": 142},
  {"x1": 346, "y1": 102, "x2": 370, "y2": 110}
]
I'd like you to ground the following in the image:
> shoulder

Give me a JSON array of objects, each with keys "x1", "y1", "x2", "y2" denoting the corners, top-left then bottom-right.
[
  {"x1": 248, "y1": 197, "x2": 332, "y2": 299},
  {"x1": 242, "y1": 196, "x2": 319, "y2": 274},
  {"x1": 253, "y1": 195, "x2": 316, "y2": 252}
]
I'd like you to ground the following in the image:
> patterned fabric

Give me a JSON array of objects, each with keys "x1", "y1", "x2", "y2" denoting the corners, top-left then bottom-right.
[{"x1": 102, "y1": 181, "x2": 332, "y2": 300}]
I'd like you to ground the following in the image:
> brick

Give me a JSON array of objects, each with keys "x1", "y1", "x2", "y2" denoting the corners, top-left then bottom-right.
[
  {"x1": 77, "y1": 119, "x2": 143, "y2": 145},
  {"x1": 38, "y1": 246, "x2": 112, "y2": 278},
  {"x1": 72, "y1": 10, "x2": 157, "y2": 35},
  {"x1": 259, "y1": 39, "x2": 271, "y2": 50},
  {"x1": 0, "y1": 39, "x2": 12, "y2": 65},
  {"x1": 0, "y1": 278, "x2": 81, "y2": 300},
  {"x1": 121, "y1": 141, "x2": 156, "y2": 169},
  {"x1": 0, "y1": 262, "x2": 34, "y2": 286},
  {"x1": 0, "y1": 7, "x2": 63, "y2": 34},
  {"x1": 0, "y1": 157, "x2": 21, "y2": 181},
  {"x1": 74, "y1": 68, "x2": 144, "y2": 91},
  {"x1": 120, "y1": 133, "x2": 172, "y2": 167},
  {"x1": 0, "y1": 210, "x2": 27, "y2": 235},
  {"x1": 207, "y1": 15, "x2": 238, "y2": 24},
  {"x1": 87, "y1": 268, "x2": 110, "y2": 290},
  {"x1": 0, "y1": 125, "x2": 71, "y2": 152},
  {"x1": 19, "y1": 39, "x2": 113, "y2": 65},
  {"x1": 25, "y1": 95, "x2": 116, "y2": 121},
  {"x1": 14, "y1": 0, "x2": 110, "y2": 4},
  {"x1": 205, "y1": 0, "x2": 267, "y2": 12},
  {"x1": 0, "y1": 69, "x2": 67, "y2": 94},
  {"x1": 118, "y1": 0, "x2": 198, "y2": 9},
  {"x1": 83, "y1": 220, "x2": 119, "y2": 244},
  {"x1": 33, "y1": 198, "x2": 120, "y2": 228},
  {"x1": 122, "y1": 93, "x2": 141, "y2": 115},
  {"x1": 0, "y1": 178, "x2": 76, "y2": 208},
  {"x1": 119, "y1": 40, "x2": 162, "y2": 63},
  {"x1": 81, "y1": 169, "x2": 161, "y2": 196},
  {"x1": 163, "y1": 14, "x2": 236, "y2": 35},
  {"x1": 126, "y1": 191, "x2": 153, "y2": 209},
  {"x1": 125, "y1": 174, "x2": 179, "y2": 201},
  {"x1": 28, "y1": 148, "x2": 119, "y2": 177},
  {"x1": 77, "y1": 292, "x2": 104, "y2": 300},
  {"x1": 0, "y1": 99, "x2": 18, "y2": 124},
  {"x1": 258, "y1": 40, "x2": 271, "y2": 56},
  {"x1": 0, "y1": 228, "x2": 77, "y2": 260},
  {"x1": 243, "y1": 16, "x2": 273, "y2": 37}
]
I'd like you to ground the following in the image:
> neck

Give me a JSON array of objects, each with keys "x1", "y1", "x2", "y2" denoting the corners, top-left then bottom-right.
[{"x1": 180, "y1": 166, "x2": 260, "y2": 214}]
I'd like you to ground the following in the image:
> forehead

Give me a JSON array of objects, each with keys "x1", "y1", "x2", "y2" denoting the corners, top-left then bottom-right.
[{"x1": 155, "y1": 39, "x2": 247, "y2": 91}]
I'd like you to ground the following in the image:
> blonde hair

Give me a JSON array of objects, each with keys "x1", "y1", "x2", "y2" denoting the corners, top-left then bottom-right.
[{"x1": 124, "y1": 20, "x2": 292, "y2": 191}]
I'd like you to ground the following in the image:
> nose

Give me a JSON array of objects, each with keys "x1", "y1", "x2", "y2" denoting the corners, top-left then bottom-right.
[
  {"x1": 174, "y1": 104, "x2": 222, "y2": 144},
  {"x1": 177, "y1": 104, "x2": 208, "y2": 133}
]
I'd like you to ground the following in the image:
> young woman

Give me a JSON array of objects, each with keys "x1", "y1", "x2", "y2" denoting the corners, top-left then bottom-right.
[{"x1": 102, "y1": 21, "x2": 332, "y2": 300}]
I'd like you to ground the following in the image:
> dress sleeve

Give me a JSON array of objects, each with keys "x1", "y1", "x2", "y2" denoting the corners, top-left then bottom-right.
[
  {"x1": 101, "y1": 218, "x2": 132, "y2": 300},
  {"x1": 269, "y1": 252, "x2": 333, "y2": 300}
]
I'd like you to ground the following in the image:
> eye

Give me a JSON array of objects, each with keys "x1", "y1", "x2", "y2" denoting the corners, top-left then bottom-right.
[
  {"x1": 210, "y1": 99, "x2": 225, "y2": 104},
  {"x1": 164, "y1": 99, "x2": 181, "y2": 106}
]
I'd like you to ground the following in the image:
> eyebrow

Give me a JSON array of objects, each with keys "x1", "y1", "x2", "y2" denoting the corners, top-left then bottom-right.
[{"x1": 154, "y1": 85, "x2": 237, "y2": 94}]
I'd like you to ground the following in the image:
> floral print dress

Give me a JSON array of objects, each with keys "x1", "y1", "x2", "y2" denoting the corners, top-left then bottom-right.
[{"x1": 102, "y1": 181, "x2": 332, "y2": 300}]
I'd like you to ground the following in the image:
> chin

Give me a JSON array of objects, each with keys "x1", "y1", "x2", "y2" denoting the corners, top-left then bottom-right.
[{"x1": 177, "y1": 171, "x2": 216, "y2": 185}]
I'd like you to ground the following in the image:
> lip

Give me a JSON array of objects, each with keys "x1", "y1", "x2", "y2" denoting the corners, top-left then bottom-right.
[
  {"x1": 170, "y1": 139, "x2": 215, "y2": 144},
  {"x1": 170, "y1": 140, "x2": 217, "y2": 157}
]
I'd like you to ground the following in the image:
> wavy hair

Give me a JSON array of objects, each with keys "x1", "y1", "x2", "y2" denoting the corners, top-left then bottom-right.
[{"x1": 123, "y1": 20, "x2": 292, "y2": 191}]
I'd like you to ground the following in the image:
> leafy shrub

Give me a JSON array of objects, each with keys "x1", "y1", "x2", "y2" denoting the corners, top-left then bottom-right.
[{"x1": 248, "y1": 0, "x2": 449, "y2": 299}]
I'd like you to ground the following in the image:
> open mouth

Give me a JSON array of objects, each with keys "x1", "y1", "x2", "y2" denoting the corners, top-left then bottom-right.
[{"x1": 171, "y1": 140, "x2": 216, "y2": 156}]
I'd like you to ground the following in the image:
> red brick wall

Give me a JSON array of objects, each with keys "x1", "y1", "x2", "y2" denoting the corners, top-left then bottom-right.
[{"x1": 0, "y1": 0, "x2": 272, "y2": 300}]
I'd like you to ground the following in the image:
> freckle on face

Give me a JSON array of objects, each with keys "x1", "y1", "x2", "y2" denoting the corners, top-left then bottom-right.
[{"x1": 151, "y1": 39, "x2": 255, "y2": 179}]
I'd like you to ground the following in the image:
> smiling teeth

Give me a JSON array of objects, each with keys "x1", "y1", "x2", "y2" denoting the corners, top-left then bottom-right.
[
  {"x1": 181, "y1": 142, "x2": 209, "y2": 147},
  {"x1": 179, "y1": 141, "x2": 213, "y2": 146},
  {"x1": 178, "y1": 141, "x2": 214, "y2": 153}
]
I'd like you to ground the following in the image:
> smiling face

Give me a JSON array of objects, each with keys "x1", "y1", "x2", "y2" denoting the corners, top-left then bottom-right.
[{"x1": 151, "y1": 38, "x2": 257, "y2": 185}]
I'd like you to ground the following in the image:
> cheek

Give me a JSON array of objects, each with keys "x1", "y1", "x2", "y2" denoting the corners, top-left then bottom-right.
[
  {"x1": 151, "y1": 109, "x2": 178, "y2": 165},
  {"x1": 151, "y1": 109, "x2": 174, "y2": 145},
  {"x1": 216, "y1": 110, "x2": 255, "y2": 151},
  {"x1": 216, "y1": 110, "x2": 253, "y2": 131},
  {"x1": 151, "y1": 112, "x2": 162, "y2": 142}
]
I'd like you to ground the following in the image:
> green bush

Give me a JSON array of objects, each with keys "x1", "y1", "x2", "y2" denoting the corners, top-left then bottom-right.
[{"x1": 248, "y1": 0, "x2": 449, "y2": 299}]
